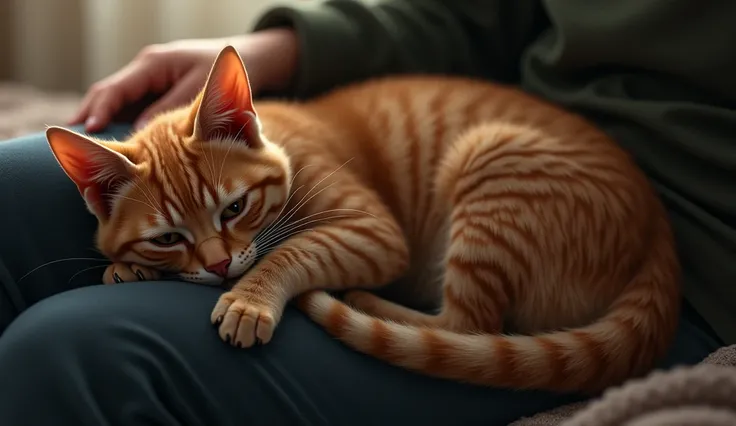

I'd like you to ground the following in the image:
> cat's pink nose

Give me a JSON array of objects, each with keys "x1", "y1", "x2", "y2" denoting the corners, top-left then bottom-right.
[{"x1": 205, "y1": 259, "x2": 231, "y2": 278}]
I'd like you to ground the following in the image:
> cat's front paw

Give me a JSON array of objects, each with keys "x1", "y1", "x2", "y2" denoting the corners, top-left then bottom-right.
[
  {"x1": 102, "y1": 262, "x2": 161, "y2": 284},
  {"x1": 211, "y1": 291, "x2": 279, "y2": 348}
]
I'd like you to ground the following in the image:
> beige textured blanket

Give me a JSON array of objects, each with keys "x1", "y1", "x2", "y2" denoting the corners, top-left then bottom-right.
[
  {"x1": 512, "y1": 345, "x2": 736, "y2": 426},
  {"x1": 0, "y1": 81, "x2": 81, "y2": 140}
]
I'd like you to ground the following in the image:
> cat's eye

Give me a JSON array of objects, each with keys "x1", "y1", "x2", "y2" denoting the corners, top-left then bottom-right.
[
  {"x1": 150, "y1": 232, "x2": 184, "y2": 246},
  {"x1": 221, "y1": 196, "x2": 247, "y2": 221}
]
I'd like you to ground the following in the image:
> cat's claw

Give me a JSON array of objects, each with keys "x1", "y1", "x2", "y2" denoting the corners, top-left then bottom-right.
[
  {"x1": 211, "y1": 291, "x2": 277, "y2": 348},
  {"x1": 102, "y1": 262, "x2": 161, "y2": 284}
]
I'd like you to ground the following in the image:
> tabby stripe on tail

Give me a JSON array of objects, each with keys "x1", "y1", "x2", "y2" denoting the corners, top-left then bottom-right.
[{"x1": 298, "y1": 238, "x2": 675, "y2": 395}]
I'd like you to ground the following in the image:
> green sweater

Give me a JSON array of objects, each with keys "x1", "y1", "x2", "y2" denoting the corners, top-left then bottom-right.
[{"x1": 254, "y1": 0, "x2": 736, "y2": 345}]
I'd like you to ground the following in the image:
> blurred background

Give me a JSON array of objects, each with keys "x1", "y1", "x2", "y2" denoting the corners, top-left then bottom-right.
[{"x1": 0, "y1": 0, "x2": 301, "y2": 138}]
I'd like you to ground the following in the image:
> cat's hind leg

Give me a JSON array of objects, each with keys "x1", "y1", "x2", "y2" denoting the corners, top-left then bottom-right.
[{"x1": 347, "y1": 124, "x2": 536, "y2": 333}]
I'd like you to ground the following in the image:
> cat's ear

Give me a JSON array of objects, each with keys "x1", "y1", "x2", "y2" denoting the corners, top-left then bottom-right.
[
  {"x1": 193, "y1": 45, "x2": 262, "y2": 148},
  {"x1": 46, "y1": 126, "x2": 136, "y2": 221}
]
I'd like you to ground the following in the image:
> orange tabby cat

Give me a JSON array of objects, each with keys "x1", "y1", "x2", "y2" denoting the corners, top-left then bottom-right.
[{"x1": 46, "y1": 46, "x2": 681, "y2": 393}]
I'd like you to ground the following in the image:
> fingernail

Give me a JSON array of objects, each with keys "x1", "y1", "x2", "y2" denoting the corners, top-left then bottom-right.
[
  {"x1": 113, "y1": 273, "x2": 123, "y2": 283},
  {"x1": 236, "y1": 341, "x2": 242, "y2": 348},
  {"x1": 85, "y1": 116, "x2": 99, "y2": 130},
  {"x1": 135, "y1": 270, "x2": 145, "y2": 281},
  {"x1": 225, "y1": 334, "x2": 231, "y2": 344}
]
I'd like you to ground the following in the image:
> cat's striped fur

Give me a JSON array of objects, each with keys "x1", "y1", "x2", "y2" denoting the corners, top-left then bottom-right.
[{"x1": 47, "y1": 46, "x2": 681, "y2": 393}]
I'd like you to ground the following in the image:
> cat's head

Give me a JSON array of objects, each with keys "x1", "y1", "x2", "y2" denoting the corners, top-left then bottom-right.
[{"x1": 46, "y1": 46, "x2": 292, "y2": 285}]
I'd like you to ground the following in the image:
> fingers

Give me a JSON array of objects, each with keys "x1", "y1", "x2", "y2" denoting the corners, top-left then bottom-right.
[
  {"x1": 133, "y1": 68, "x2": 207, "y2": 130},
  {"x1": 70, "y1": 49, "x2": 172, "y2": 132}
]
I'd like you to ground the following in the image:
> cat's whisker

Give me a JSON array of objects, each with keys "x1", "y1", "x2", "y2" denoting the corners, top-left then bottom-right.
[
  {"x1": 254, "y1": 187, "x2": 317, "y2": 245},
  {"x1": 255, "y1": 208, "x2": 374, "y2": 249},
  {"x1": 255, "y1": 164, "x2": 315, "y2": 239},
  {"x1": 262, "y1": 179, "x2": 339, "y2": 243},
  {"x1": 86, "y1": 246, "x2": 104, "y2": 256},
  {"x1": 255, "y1": 214, "x2": 358, "y2": 249},
  {"x1": 275, "y1": 158, "x2": 355, "y2": 225},
  {"x1": 272, "y1": 207, "x2": 374, "y2": 232},
  {"x1": 67, "y1": 264, "x2": 110, "y2": 285},
  {"x1": 254, "y1": 197, "x2": 339, "y2": 246},
  {"x1": 254, "y1": 208, "x2": 369, "y2": 248},
  {"x1": 265, "y1": 159, "x2": 353, "y2": 236},
  {"x1": 18, "y1": 257, "x2": 110, "y2": 284},
  {"x1": 274, "y1": 181, "x2": 339, "y2": 229},
  {"x1": 256, "y1": 230, "x2": 318, "y2": 258}
]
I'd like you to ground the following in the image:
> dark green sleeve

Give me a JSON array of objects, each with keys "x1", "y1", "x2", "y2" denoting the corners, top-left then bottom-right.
[{"x1": 253, "y1": 0, "x2": 547, "y2": 98}]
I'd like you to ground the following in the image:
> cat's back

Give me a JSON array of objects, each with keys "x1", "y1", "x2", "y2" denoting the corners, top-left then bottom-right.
[
  {"x1": 300, "y1": 75, "x2": 610, "y2": 175},
  {"x1": 257, "y1": 75, "x2": 624, "y2": 229}
]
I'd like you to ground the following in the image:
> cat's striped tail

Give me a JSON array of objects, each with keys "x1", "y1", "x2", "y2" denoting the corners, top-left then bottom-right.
[{"x1": 296, "y1": 232, "x2": 680, "y2": 394}]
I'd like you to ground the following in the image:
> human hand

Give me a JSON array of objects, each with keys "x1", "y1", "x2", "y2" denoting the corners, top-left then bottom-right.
[{"x1": 69, "y1": 28, "x2": 299, "y2": 133}]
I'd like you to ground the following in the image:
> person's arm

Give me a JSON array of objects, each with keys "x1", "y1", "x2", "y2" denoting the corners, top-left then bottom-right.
[{"x1": 253, "y1": 0, "x2": 547, "y2": 98}]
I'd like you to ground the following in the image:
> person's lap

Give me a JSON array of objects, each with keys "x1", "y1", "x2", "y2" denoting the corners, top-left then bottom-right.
[{"x1": 0, "y1": 128, "x2": 723, "y2": 426}]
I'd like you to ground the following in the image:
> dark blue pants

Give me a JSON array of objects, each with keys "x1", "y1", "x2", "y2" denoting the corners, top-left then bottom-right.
[{"x1": 0, "y1": 126, "x2": 723, "y2": 426}]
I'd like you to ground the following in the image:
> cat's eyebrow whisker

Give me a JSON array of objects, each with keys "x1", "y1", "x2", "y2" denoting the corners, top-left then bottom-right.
[
  {"x1": 18, "y1": 257, "x2": 110, "y2": 284},
  {"x1": 115, "y1": 195, "x2": 161, "y2": 214},
  {"x1": 216, "y1": 122, "x2": 245, "y2": 191},
  {"x1": 140, "y1": 179, "x2": 164, "y2": 213},
  {"x1": 67, "y1": 264, "x2": 110, "y2": 285},
  {"x1": 131, "y1": 179, "x2": 164, "y2": 217},
  {"x1": 200, "y1": 134, "x2": 217, "y2": 184}
]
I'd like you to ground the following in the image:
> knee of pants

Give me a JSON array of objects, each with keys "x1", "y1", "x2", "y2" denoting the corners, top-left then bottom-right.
[
  {"x1": 0, "y1": 291, "x2": 126, "y2": 425},
  {"x1": 0, "y1": 289, "x2": 117, "y2": 380},
  {"x1": 0, "y1": 285, "x2": 212, "y2": 426}
]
